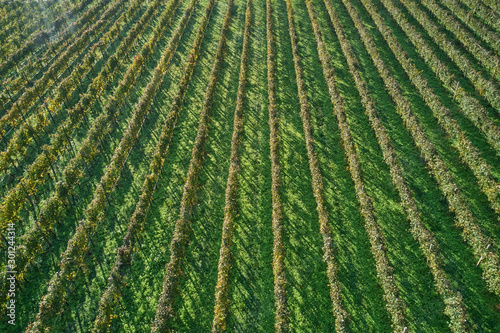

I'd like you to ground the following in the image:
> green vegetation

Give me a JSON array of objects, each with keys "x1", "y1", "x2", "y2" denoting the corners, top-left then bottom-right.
[{"x1": 0, "y1": 0, "x2": 498, "y2": 331}]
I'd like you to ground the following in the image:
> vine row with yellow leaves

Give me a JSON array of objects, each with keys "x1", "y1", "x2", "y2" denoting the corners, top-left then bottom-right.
[
  {"x1": 378, "y1": 0, "x2": 500, "y2": 156},
  {"x1": 440, "y1": 0, "x2": 500, "y2": 53},
  {"x1": 304, "y1": 0, "x2": 409, "y2": 330},
  {"x1": 0, "y1": 0, "x2": 128, "y2": 139},
  {"x1": 0, "y1": 0, "x2": 160, "y2": 241},
  {"x1": 91, "y1": 0, "x2": 203, "y2": 330},
  {"x1": 418, "y1": 0, "x2": 500, "y2": 79},
  {"x1": 341, "y1": 0, "x2": 500, "y2": 296},
  {"x1": 0, "y1": 0, "x2": 146, "y2": 174},
  {"x1": 321, "y1": 0, "x2": 467, "y2": 330},
  {"x1": 0, "y1": 0, "x2": 182, "y2": 296},
  {"x1": 397, "y1": 0, "x2": 500, "y2": 115},
  {"x1": 457, "y1": 0, "x2": 500, "y2": 33},
  {"x1": 267, "y1": 0, "x2": 289, "y2": 331},
  {"x1": 284, "y1": 0, "x2": 350, "y2": 330},
  {"x1": 362, "y1": 0, "x2": 500, "y2": 216},
  {"x1": 24, "y1": 0, "x2": 194, "y2": 329},
  {"x1": 211, "y1": 0, "x2": 251, "y2": 331},
  {"x1": 152, "y1": 0, "x2": 233, "y2": 330}
]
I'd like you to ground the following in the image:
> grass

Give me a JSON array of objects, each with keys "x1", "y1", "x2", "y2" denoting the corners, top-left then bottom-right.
[
  {"x1": 304, "y1": 0, "x2": 449, "y2": 330},
  {"x1": 367, "y1": 0, "x2": 500, "y2": 244},
  {"x1": 3, "y1": 0, "x2": 192, "y2": 330},
  {"x1": 170, "y1": 1, "x2": 246, "y2": 330},
  {"x1": 333, "y1": 0, "x2": 500, "y2": 330},
  {"x1": 2, "y1": 0, "x2": 499, "y2": 331},
  {"x1": 273, "y1": 0, "x2": 346, "y2": 330},
  {"x1": 226, "y1": 0, "x2": 275, "y2": 331}
]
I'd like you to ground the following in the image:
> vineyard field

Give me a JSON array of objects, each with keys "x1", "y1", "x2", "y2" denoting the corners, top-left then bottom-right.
[{"x1": 0, "y1": 0, "x2": 499, "y2": 331}]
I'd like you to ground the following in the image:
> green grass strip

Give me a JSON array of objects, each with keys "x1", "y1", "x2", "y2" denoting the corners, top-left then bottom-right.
[
  {"x1": 341, "y1": 0, "x2": 500, "y2": 297},
  {"x1": 211, "y1": 0, "x2": 251, "y2": 331},
  {"x1": 321, "y1": 0, "x2": 468, "y2": 330},
  {"x1": 150, "y1": 0, "x2": 234, "y2": 329},
  {"x1": 379, "y1": 0, "x2": 500, "y2": 155},
  {"x1": 91, "y1": 1, "x2": 202, "y2": 331},
  {"x1": 266, "y1": 0, "x2": 289, "y2": 331},
  {"x1": 303, "y1": 0, "x2": 408, "y2": 330},
  {"x1": 283, "y1": 0, "x2": 350, "y2": 330}
]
